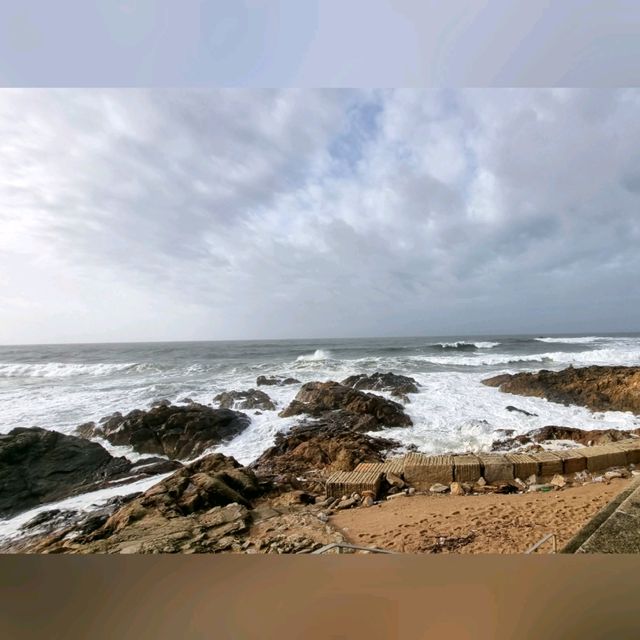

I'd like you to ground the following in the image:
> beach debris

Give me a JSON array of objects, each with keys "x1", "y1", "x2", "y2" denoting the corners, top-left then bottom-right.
[
  {"x1": 429, "y1": 483, "x2": 449, "y2": 494},
  {"x1": 528, "y1": 484, "x2": 555, "y2": 492},
  {"x1": 385, "y1": 471, "x2": 406, "y2": 489},
  {"x1": 525, "y1": 474, "x2": 538, "y2": 485},
  {"x1": 335, "y1": 497, "x2": 358, "y2": 510},
  {"x1": 549, "y1": 474, "x2": 567, "y2": 488},
  {"x1": 513, "y1": 478, "x2": 527, "y2": 491},
  {"x1": 450, "y1": 481, "x2": 465, "y2": 496},
  {"x1": 604, "y1": 470, "x2": 623, "y2": 480}
]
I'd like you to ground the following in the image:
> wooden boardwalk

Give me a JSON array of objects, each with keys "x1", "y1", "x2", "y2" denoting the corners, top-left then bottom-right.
[{"x1": 326, "y1": 438, "x2": 640, "y2": 498}]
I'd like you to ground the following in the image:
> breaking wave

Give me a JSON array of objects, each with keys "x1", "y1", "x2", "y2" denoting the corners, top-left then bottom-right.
[
  {"x1": 295, "y1": 349, "x2": 333, "y2": 362},
  {"x1": 432, "y1": 341, "x2": 500, "y2": 351},
  {"x1": 0, "y1": 361, "x2": 158, "y2": 378}
]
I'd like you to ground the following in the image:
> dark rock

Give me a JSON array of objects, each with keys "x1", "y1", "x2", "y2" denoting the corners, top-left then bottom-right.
[
  {"x1": 0, "y1": 427, "x2": 135, "y2": 517},
  {"x1": 506, "y1": 405, "x2": 538, "y2": 417},
  {"x1": 341, "y1": 371, "x2": 420, "y2": 397},
  {"x1": 278, "y1": 381, "x2": 412, "y2": 431},
  {"x1": 214, "y1": 389, "x2": 275, "y2": 411},
  {"x1": 256, "y1": 375, "x2": 300, "y2": 386},
  {"x1": 483, "y1": 366, "x2": 640, "y2": 414},
  {"x1": 79, "y1": 403, "x2": 251, "y2": 460}
]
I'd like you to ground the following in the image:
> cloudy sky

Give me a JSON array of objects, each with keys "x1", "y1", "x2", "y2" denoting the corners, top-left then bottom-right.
[{"x1": 1, "y1": 88, "x2": 639, "y2": 344}]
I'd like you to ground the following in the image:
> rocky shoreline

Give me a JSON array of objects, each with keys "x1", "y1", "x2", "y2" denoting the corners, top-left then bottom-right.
[{"x1": 2, "y1": 366, "x2": 640, "y2": 554}]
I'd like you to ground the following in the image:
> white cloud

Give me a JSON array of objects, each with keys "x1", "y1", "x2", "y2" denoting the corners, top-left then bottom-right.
[{"x1": 1, "y1": 88, "x2": 639, "y2": 343}]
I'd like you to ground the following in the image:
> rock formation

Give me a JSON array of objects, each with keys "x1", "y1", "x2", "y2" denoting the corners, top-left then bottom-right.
[
  {"x1": 279, "y1": 381, "x2": 412, "y2": 431},
  {"x1": 214, "y1": 389, "x2": 276, "y2": 411},
  {"x1": 0, "y1": 427, "x2": 181, "y2": 517},
  {"x1": 78, "y1": 402, "x2": 251, "y2": 460},
  {"x1": 341, "y1": 371, "x2": 420, "y2": 398},
  {"x1": 482, "y1": 366, "x2": 640, "y2": 414}
]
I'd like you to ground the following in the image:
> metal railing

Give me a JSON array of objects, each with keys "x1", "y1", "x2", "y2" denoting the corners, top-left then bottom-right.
[
  {"x1": 309, "y1": 543, "x2": 397, "y2": 555},
  {"x1": 524, "y1": 533, "x2": 557, "y2": 554}
]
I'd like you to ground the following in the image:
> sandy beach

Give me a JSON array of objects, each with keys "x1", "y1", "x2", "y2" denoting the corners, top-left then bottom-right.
[{"x1": 330, "y1": 478, "x2": 632, "y2": 553}]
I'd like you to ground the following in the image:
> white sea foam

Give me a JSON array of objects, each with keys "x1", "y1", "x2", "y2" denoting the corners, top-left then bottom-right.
[
  {"x1": 535, "y1": 336, "x2": 604, "y2": 344},
  {"x1": 363, "y1": 371, "x2": 640, "y2": 455}
]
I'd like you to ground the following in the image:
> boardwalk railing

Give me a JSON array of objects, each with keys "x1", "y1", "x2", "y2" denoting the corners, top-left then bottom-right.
[
  {"x1": 524, "y1": 533, "x2": 557, "y2": 554},
  {"x1": 309, "y1": 543, "x2": 397, "y2": 555}
]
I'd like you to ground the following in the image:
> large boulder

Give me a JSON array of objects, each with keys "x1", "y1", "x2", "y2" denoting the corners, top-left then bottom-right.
[
  {"x1": 22, "y1": 453, "x2": 263, "y2": 554},
  {"x1": 341, "y1": 371, "x2": 420, "y2": 398},
  {"x1": 251, "y1": 418, "x2": 401, "y2": 479},
  {"x1": 78, "y1": 403, "x2": 251, "y2": 460},
  {"x1": 0, "y1": 427, "x2": 180, "y2": 517},
  {"x1": 278, "y1": 381, "x2": 412, "y2": 431},
  {"x1": 214, "y1": 389, "x2": 276, "y2": 411},
  {"x1": 482, "y1": 366, "x2": 640, "y2": 414}
]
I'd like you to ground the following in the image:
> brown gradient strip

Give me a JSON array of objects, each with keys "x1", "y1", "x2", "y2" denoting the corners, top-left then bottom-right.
[{"x1": 1, "y1": 556, "x2": 639, "y2": 639}]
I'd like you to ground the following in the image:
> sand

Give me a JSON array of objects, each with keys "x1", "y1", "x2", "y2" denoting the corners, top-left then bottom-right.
[{"x1": 330, "y1": 478, "x2": 632, "y2": 553}]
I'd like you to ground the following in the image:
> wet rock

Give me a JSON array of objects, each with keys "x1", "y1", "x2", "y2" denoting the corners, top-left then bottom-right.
[
  {"x1": 0, "y1": 427, "x2": 140, "y2": 517},
  {"x1": 250, "y1": 418, "x2": 400, "y2": 479},
  {"x1": 79, "y1": 403, "x2": 251, "y2": 460},
  {"x1": 506, "y1": 405, "x2": 538, "y2": 417},
  {"x1": 483, "y1": 366, "x2": 640, "y2": 415},
  {"x1": 214, "y1": 389, "x2": 276, "y2": 411},
  {"x1": 341, "y1": 371, "x2": 420, "y2": 398},
  {"x1": 256, "y1": 375, "x2": 300, "y2": 387},
  {"x1": 279, "y1": 381, "x2": 412, "y2": 431}
]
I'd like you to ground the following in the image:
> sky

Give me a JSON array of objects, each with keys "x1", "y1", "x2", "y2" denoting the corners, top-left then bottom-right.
[{"x1": 1, "y1": 88, "x2": 640, "y2": 344}]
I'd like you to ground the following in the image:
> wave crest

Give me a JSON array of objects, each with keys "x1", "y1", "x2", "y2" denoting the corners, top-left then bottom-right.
[
  {"x1": 433, "y1": 341, "x2": 499, "y2": 351},
  {"x1": 295, "y1": 349, "x2": 333, "y2": 362}
]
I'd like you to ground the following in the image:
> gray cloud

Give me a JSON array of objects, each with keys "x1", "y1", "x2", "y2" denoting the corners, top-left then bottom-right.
[{"x1": 1, "y1": 88, "x2": 639, "y2": 344}]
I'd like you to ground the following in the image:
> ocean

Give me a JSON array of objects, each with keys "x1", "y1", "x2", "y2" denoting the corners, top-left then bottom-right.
[
  {"x1": 2, "y1": 333, "x2": 640, "y2": 538},
  {"x1": 3, "y1": 333, "x2": 640, "y2": 461}
]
